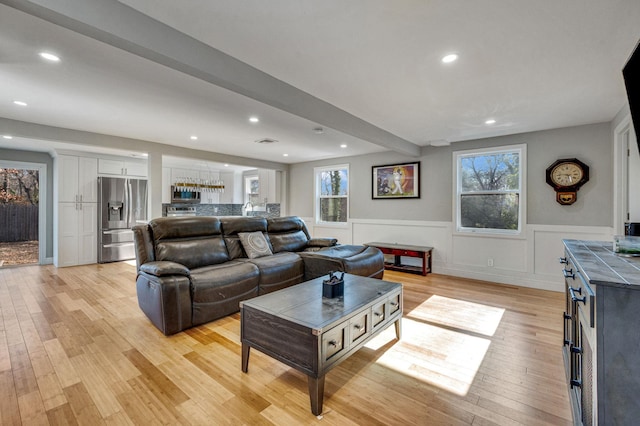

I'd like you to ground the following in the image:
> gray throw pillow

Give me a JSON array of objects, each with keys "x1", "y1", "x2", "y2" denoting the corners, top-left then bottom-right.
[{"x1": 238, "y1": 231, "x2": 273, "y2": 259}]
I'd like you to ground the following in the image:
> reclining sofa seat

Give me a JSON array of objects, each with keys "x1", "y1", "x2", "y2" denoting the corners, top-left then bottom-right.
[
  {"x1": 219, "y1": 216, "x2": 305, "y2": 295},
  {"x1": 133, "y1": 215, "x2": 384, "y2": 335},
  {"x1": 134, "y1": 216, "x2": 259, "y2": 335}
]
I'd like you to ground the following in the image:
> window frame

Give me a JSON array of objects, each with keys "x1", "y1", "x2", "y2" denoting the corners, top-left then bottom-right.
[
  {"x1": 314, "y1": 164, "x2": 349, "y2": 226},
  {"x1": 453, "y1": 144, "x2": 527, "y2": 237}
]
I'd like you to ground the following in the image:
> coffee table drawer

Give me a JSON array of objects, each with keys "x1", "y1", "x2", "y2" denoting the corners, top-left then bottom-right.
[
  {"x1": 390, "y1": 292, "x2": 401, "y2": 315},
  {"x1": 322, "y1": 325, "x2": 347, "y2": 361},
  {"x1": 349, "y1": 311, "x2": 369, "y2": 344},
  {"x1": 372, "y1": 300, "x2": 386, "y2": 327}
]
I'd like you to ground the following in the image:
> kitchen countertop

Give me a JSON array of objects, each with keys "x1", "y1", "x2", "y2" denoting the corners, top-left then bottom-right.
[{"x1": 564, "y1": 239, "x2": 640, "y2": 288}]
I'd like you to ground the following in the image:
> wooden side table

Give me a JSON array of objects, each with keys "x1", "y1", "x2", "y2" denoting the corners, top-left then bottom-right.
[{"x1": 365, "y1": 242, "x2": 432, "y2": 276}]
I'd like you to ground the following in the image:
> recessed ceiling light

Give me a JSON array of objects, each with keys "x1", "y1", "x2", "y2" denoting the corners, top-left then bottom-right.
[
  {"x1": 224, "y1": 164, "x2": 229, "y2": 167},
  {"x1": 39, "y1": 52, "x2": 60, "y2": 62},
  {"x1": 340, "y1": 144, "x2": 347, "y2": 148},
  {"x1": 249, "y1": 116, "x2": 259, "y2": 123},
  {"x1": 485, "y1": 119, "x2": 496, "y2": 125},
  {"x1": 190, "y1": 135, "x2": 198, "y2": 140},
  {"x1": 13, "y1": 101, "x2": 27, "y2": 107},
  {"x1": 283, "y1": 153, "x2": 289, "y2": 157},
  {"x1": 441, "y1": 54, "x2": 458, "y2": 63},
  {"x1": 3, "y1": 135, "x2": 13, "y2": 139}
]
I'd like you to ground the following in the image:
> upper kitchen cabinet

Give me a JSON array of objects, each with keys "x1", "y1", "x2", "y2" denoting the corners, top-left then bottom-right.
[
  {"x1": 57, "y1": 155, "x2": 98, "y2": 203},
  {"x1": 220, "y1": 171, "x2": 241, "y2": 204},
  {"x1": 258, "y1": 169, "x2": 279, "y2": 205},
  {"x1": 199, "y1": 170, "x2": 221, "y2": 204},
  {"x1": 98, "y1": 158, "x2": 147, "y2": 177},
  {"x1": 162, "y1": 167, "x2": 171, "y2": 204}
]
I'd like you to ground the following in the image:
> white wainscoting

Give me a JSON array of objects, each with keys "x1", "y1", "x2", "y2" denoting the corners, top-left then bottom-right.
[{"x1": 302, "y1": 217, "x2": 612, "y2": 292}]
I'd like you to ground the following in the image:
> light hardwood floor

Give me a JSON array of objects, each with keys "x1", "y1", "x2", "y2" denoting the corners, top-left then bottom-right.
[{"x1": 0, "y1": 262, "x2": 572, "y2": 425}]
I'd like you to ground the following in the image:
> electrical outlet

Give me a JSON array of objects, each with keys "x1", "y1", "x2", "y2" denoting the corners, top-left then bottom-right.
[{"x1": 487, "y1": 258, "x2": 494, "y2": 267}]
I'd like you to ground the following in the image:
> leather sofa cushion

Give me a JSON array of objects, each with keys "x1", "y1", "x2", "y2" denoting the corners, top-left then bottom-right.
[
  {"x1": 267, "y1": 216, "x2": 310, "y2": 236},
  {"x1": 299, "y1": 245, "x2": 385, "y2": 280},
  {"x1": 190, "y1": 261, "x2": 260, "y2": 324},
  {"x1": 224, "y1": 237, "x2": 245, "y2": 260},
  {"x1": 151, "y1": 216, "x2": 222, "y2": 239},
  {"x1": 246, "y1": 252, "x2": 304, "y2": 294},
  {"x1": 150, "y1": 216, "x2": 230, "y2": 270},
  {"x1": 269, "y1": 230, "x2": 308, "y2": 253},
  {"x1": 132, "y1": 224, "x2": 155, "y2": 268},
  {"x1": 308, "y1": 237, "x2": 338, "y2": 247},
  {"x1": 220, "y1": 216, "x2": 267, "y2": 235},
  {"x1": 156, "y1": 237, "x2": 229, "y2": 270},
  {"x1": 220, "y1": 217, "x2": 269, "y2": 260}
]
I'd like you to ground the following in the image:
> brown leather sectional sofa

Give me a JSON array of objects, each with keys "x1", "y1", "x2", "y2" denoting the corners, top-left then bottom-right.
[{"x1": 132, "y1": 215, "x2": 384, "y2": 335}]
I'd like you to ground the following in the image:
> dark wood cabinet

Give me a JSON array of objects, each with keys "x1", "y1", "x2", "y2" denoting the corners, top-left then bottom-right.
[
  {"x1": 366, "y1": 242, "x2": 432, "y2": 275},
  {"x1": 240, "y1": 274, "x2": 402, "y2": 415},
  {"x1": 563, "y1": 240, "x2": 640, "y2": 425}
]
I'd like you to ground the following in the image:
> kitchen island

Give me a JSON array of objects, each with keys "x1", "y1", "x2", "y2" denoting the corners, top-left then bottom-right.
[{"x1": 562, "y1": 239, "x2": 640, "y2": 425}]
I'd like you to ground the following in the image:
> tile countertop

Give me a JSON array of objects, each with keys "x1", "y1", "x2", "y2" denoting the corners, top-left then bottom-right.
[{"x1": 563, "y1": 239, "x2": 640, "y2": 288}]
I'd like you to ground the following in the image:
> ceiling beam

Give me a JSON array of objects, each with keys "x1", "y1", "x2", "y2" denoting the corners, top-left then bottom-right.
[
  {"x1": 1, "y1": 0, "x2": 422, "y2": 157},
  {"x1": 0, "y1": 117, "x2": 289, "y2": 171}
]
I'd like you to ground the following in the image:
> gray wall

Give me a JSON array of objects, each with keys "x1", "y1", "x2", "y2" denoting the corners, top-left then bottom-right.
[
  {"x1": 0, "y1": 148, "x2": 54, "y2": 258},
  {"x1": 290, "y1": 122, "x2": 613, "y2": 227}
]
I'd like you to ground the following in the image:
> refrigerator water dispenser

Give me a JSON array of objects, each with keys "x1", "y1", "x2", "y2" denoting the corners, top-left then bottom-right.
[{"x1": 108, "y1": 201, "x2": 123, "y2": 221}]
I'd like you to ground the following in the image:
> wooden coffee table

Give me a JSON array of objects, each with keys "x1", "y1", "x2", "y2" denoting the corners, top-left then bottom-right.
[{"x1": 240, "y1": 274, "x2": 402, "y2": 415}]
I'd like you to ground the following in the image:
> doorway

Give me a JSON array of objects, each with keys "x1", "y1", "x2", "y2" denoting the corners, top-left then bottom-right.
[
  {"x1": 614, "y1": 115, "x2": 640, "y2": 234},
  {"x1": 0, "y1": 161, "x2": 46, "y2": 266}
]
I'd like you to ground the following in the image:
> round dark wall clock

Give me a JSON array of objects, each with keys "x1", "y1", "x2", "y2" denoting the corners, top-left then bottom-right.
[{"x1": 545, "y1": 158, "x2": 590, "y2": 205}]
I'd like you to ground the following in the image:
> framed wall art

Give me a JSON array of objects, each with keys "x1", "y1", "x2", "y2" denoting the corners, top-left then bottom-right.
[{"x1": 372, "y1": 161, "x2": 420, "y2": 199}]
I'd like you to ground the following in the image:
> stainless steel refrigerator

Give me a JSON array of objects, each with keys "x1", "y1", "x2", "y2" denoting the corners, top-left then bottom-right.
[{"x1": 98, "y1": 176, "x2": 148, "y2": 263}]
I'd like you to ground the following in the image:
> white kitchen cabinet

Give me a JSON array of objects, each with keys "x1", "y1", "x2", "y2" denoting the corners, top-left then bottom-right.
[
  {"x1": 58, "y1": 155, "x2": 98, "y2": 203},
  {"x1": 199, "y1": 170, "x2": 221, "y2": 204},
  {"x1": 258, "y1": 169, "x2": 277, "y2": 205},
  {"x1": 219, "y1": 171, "x2": 237, "y2": 203},
  {"x1": 98, "y1": 158, "x2": 147, "y2": 177},
  {"x1": 57, "y1": 202, "x2": 97, "y2": 267},
  {"x1": 162, "y1": 167, "x2": 171, "y2": 204},
  {"x1": 55, "y1": 154, "x2": 98, "y2": 267}
]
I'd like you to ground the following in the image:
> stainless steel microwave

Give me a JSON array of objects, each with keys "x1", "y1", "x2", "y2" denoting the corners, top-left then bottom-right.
[{"x1": 171, "y1": 186, "x2": 201, "y2": 203}]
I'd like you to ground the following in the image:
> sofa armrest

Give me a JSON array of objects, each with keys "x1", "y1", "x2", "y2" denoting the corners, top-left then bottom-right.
[
  {"x1": 136, "y1": 272, "x2": 192, "y2": 335},
  {"x1": 139, "y1": 261, "x2": 190, "y2": 277},
  {"x1": 307, "y1": 238, "x2": 338, "y2": 248}
]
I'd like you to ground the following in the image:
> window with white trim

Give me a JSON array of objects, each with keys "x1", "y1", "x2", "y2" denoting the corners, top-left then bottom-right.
[
  {"x1": 455, "y1": 145, "x2": 526, "y2": 234},
  {"x1": 315, "y1": 164, "x2": 349, "y2": 224}
]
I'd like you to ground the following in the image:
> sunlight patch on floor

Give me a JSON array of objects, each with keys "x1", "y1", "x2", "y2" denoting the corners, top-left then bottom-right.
[
  {"x1": 364, "y1": 295, "x2": 505, "y2": 396},
  {"x1": 365, "y1": 317, "x2": 491, "y2": 396},
  {"x1": 406, "y1": 294, "x2": 505, "y2": 336}
]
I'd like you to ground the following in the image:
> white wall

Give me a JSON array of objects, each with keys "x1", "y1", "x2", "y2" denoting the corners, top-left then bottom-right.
[{"x1": 292, "y1": 122, "x2": 615, "y2": 292}]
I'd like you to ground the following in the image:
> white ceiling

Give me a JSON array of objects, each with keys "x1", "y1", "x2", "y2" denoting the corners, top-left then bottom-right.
[{"x1": 0, "y1": 0, "x2": 639, "y2": 166}]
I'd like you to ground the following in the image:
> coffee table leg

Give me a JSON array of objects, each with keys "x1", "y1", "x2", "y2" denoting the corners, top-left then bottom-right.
[
  {"x1": 394, "y1": 318, "x2": 402, "y2": 340},
  {"x1": 241, "y1": 343, "x2": 250, "y2": 373},
  {"x1": 307, "y1": 375, "x2": 325, "y2": 415}
]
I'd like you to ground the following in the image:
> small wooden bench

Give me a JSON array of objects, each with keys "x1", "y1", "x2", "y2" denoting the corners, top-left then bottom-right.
[{"x1": 365, "y1": 242, "x2": 433, "y2": 276}]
